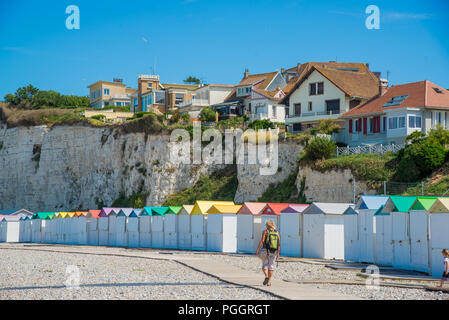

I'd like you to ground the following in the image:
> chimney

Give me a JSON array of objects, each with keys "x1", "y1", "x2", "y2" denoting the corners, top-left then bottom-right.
[
  {"x1": 244, "y1": 69, "x2": 250, "y2": 78},
  {"x1": 379, "y1": 78, "x2": 388, "y2": 96},
  {"x1": 373, "y1": 72, "x2": 381, "y2": 80},
  {"x1": 366, "y1": 63, "x2": 370, "y2": 69},
  {"x1": 296, "y1": 62, "x2": 301, "y2": 74},
  {"x1": 281, "y1": 68, "x2": 285, "y2": 73}
]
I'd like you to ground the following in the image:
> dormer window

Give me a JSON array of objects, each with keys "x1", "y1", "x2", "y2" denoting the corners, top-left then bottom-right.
[
  {"x1": 383, "y1": 95, "x2": 408, "y2": 107},
  {"x1": 433, "y1": 87, "x2": 443, "y2": 94}
]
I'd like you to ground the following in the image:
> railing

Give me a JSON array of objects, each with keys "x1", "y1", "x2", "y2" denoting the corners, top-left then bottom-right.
[
  {"x1": 178, "y1": 98, "x2": 209, "y2": 109},
  {"x1": 249, "y1": 113, "x2": 269, "y2": 121},
  {"x1": 336, "y1": 143, "x2": 405, "y2": 157},
  {"x1": 287, "y1": 110, "x2": 341, "y2": 118}
]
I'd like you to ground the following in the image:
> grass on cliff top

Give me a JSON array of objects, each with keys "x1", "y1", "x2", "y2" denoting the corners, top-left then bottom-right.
[
  {"x1": 308, "y1": 153, "x2": 396, "y2": 182},
  {"x1": 404, "y1": 161, "x2": 449, "y2": 196},
  {"x1": 163, "y1": 165, "x2": 238, "y2": 206}
]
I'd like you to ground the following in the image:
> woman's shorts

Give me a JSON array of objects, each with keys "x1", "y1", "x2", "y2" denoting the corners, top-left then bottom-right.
[
  {"x1": 262, "y1": 252, "x2": 277, "y2": 271},
  {"x1": 442, "y1": 272, "x2": 449, "y2": 280}
]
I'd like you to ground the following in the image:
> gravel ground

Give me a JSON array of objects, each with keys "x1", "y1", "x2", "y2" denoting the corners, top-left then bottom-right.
[
  {"x1": 207, "y1": 254, "x2": 449, "y2": 300},
  {"x1": 0, "y1": 249, "x2": 279, "y2": 300}
]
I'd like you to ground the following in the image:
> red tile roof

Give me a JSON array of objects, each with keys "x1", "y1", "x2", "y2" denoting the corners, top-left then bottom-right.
[
  {"x1": 224, "y1": 71, "x2": 279, "y2": 102},
  {"x1": 340, "y1": 80, "x2": 449, "y2": 118}
]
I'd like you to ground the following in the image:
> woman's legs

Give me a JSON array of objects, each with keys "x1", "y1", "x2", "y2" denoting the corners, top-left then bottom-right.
[{"x1": 267, "y1": 270, "x2": 274, "y2": 286}]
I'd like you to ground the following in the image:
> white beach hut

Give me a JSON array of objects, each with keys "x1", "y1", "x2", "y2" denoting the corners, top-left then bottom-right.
[
  {"x1": 302, "y1": 203, "x2": 353, "y2": 260},
  {"x1": 206, "y1": 205, "x2": 241, "y2": 253},
  {"x1": 409, "y1": 197, "x2": 438, "y2": 273},
  {"x1": 87, "y1": 210, "x2": 101, "y2": 246},
  {"x1": 355, "y1": 195, "x2": 389, "y2": 263},
  {"x1": 190, "y1": 201, "x2": 235, "y2": 251},
  {"x1": 177, "y1": 205, "x2": 194, "y2": 250},
  {"x1": 236, "y1": 203, "x2": 266, "y2": 254},
  {"x1": 388, "y1": 196, "x2": 417, "y2": 270},
  {"x1": 127, "y1": 209, "x2": 141, "y2": 248},
  {"x1": 19, "y1": 216, "x2": 32, "y2": 243},
  {"x1": 74, "y1": 212, "x2": 88, "y2": 245},
  {"x1": 343, "y1": 206, "x2": 359, "y2": 262},
  {"x1": 164, "y1": 207, "x2": 182, "y2": 249},
  {"x1": 139, "y1": 207, "x2": 153, "y2": 248},
  {"x1": 427, "y1": 198, "x2": 449, "y2": 278},
  {"x1": 149, "y1": 207, "x2": 169, "y2": 249},
  {"x1": 116, "y1": 209, "x2": 134, "y2": 247},
  {"x1": 98, "y1": 208, "x2": 117, "y2": 246},
  {"x1": 374, "y1": 203, "x2": 394, "y2": 266},
  {"x1": 280, "y1": 204, "x2": 309, "y2": 258},
  {"x1": 0, "y1": 217, "x2": 6, "y2": 242}
]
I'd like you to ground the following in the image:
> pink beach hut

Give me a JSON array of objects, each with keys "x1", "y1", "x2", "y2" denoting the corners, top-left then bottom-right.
[{"x1": 236, "y1": 202, "x2": 267, "y2": 254}]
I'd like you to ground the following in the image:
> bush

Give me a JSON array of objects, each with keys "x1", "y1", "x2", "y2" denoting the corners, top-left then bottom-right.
[
  {"x1": 248, "y1": 119, "x2": 275, "y2": 130},
  {"x1": 201, "y1": 107, "x2": 216, "y2": 122},
  {"x1": 181, "y1": 113, "x2": 191, "y2": 123},
  {"x1": 394, "y1": 138, "x2": 446, "y2": 182},
  {"x1": 303, "y1": 136, "x2": 336, "y2": 160},
  {"x1": 91, "y1": 115, "x2": 106, "y2": 121}
]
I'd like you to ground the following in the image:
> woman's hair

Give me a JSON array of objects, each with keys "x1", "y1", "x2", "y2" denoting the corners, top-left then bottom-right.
[
  {"x1": 443, "y1": 249, "x2": 449, "y2": 257},
  {"x1": 265, "y1": 219, "x2": 275, "y2": 229}
]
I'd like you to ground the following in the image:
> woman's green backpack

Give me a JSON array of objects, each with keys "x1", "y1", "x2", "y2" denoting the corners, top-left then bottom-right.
[{"x1": 264, "y1": 230, "x2": 279, "y2": 253}]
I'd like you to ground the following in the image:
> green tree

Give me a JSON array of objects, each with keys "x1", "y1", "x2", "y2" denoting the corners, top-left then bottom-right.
[
  {"x1": 310, "y1": 119, "x2": 341, "y2": 135},
  {"x1": 183, "y1": 76, "x2": 201, "y2": 85},
  {"x1": 32, "y1": 90, "x2": 61, "y2": 108},
  {"x1": 201, "y1": 107, "x2": 216, "y2": 122},
  {"x1": 15, "y1": 85, "x2": 39, "y2": 104},
  {"x1": 248, "y1": 119, "x2": 275, "y2": 130},
  {"x1": 428, "y1": 124, "x2": 449, "y2": 147},
  {"x1": 181, "y1": 113, "x2": 191, "y2": 123},
  {"x1": 406, "y1": 131, "x2": 426, "y2": 144}
]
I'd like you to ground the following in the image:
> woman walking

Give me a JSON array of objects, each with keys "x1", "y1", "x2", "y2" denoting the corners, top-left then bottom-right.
[
  {"x1": 255, "y1": 220, "x2": 280, "y2": 286},
  {"x1": 438, "y1": 249, "x2": 449, "y2": 289}
]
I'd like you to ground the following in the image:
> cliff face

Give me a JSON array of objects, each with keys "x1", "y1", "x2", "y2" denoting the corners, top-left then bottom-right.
[
  {"x1": 0, "y1": 124, "x2": 218, "y2": 211},
  {"x1": 0, "y1": 124, "x2": 364, "y2": 211}
]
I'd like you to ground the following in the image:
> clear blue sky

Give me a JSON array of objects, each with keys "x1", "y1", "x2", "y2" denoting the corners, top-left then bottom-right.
[{"x1": 1, "y1": 0, "x2": 448, "y2": 97}]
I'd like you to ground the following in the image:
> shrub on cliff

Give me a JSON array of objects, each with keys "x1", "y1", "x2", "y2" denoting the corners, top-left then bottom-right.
[{"x1": 303, "y1": 136, "x2": 336, "y2": 160}]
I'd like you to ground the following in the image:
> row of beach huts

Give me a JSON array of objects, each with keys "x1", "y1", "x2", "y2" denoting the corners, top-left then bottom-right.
[{"x1": 0, "y1": 196, "x2": 448, "y2": 278}]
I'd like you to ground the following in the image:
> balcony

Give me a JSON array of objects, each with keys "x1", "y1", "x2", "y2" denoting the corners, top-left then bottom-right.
[
  {"x1": 287, "y1": 110, "x2": 341, "y2": 122},
  {"x1": 178, "y1": 98, "x2": 209, "y2": 109}
]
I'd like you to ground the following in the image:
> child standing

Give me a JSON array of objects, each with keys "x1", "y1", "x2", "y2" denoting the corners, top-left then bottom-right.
[{"x1": 438, "y1": 249, "x2": 449, "y2": 289}]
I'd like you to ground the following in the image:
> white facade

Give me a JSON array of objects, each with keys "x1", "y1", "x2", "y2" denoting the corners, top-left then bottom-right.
[
  {"x1": 428, "y1": 213, "x2": 449, "y2": 277},
  {"x1": 164, "y1": 214, "x2": 178, "y2": 249},
  {"x1": 374, "y1": 214, "x2": 394, "y2": 266},
  {"x1": 409, "y1": 209, "x2": 430, "y2": 273},
  {"x1": 191, "y1": 215, "x2": 207, "y2": 251},
  {"x1": 87, "y1": 217, "x2": 99, "y2": 246},
  {"x1": 287, "y1": 70, "x2": 350, "y2": 131},
  {"x1": 139, "y1": 215, "x2": 152, "y2": 248},
  {"x1": 344, "y1": 209, "x2": 359, "y2": 262},
  {"x1": 249, "y1": 97, "x2": 286, "y2": 123},
  {"x1": 98, "y1": 217, "x2": 109, "y2": 246},
  {"x1": 151, "y1": 216, "x2": 165, "y2": 249},
  {"x1": 127, "y1": 214, "x2": 140, "y2": 248},
  {"x1": 206, "y1": 214, "x2": 238, "y2": 253},
  {"x1": 237, "y1": 215, "x2": 261, "y2": 254},
  {"x1": 391, "y1": 211, "x2": 412, "y2": 270},
  {"x1": 279, "y1": 212, "x2": 303, "y2": 257},
  {"x1": 177, "y1": 214, "x2": 192, "y2": 250}
]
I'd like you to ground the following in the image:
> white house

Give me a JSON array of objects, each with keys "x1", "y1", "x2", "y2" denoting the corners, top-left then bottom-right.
[{"x1": 280, "y1": 62, "x2": 381, "y2": 140}]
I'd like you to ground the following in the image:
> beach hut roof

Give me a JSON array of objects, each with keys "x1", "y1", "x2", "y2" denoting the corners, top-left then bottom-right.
[
  {"x1": 166, "y1": 206, "x2": 182, "y2": 215},
  {"x1": 191, "y1": 201, "x2": 235, "y2": 215},
  {"x1": 99, "y1": 208, "x2": 121, "y2": 217},
  {"x1": 428, "y1": 198, "x2": 449, "y2": 214},
  {"x1": 87, "y1": 210, "x2": 101, "y2": 218},
  {"x1": 280, "y1": 204, "x2": 309, "y2": 214},
  {"x1": 142, "y1": 207, "x2": 169, "y2": 216},
  {"x1": 237, "y1": 202, "x2": 267, "y2": 215},
  {"x1": 303, "y1": 203, "x2": 354, "y2": 215},
  {"x1": 411, "y1": 197, "x2": 438, "y2": 211},
  {"x1": 117, "y1": 208, "x2": 135, "y2": 217},
  {"x1": 32, "y1": 212, "x2": 56, "y2": 220},
  {"x1": 261, "y1": 203, "x2": 300, "y2": 216},
  {"x1": 207, "y1": 205, "x2": 242, "y2": 214},
  {"x1": 390, "y1": 196, "x2": 418, "y2": 213},
  {"x1": 131, "y1": 209, "x2": 143, "y2": 217},
  {"x1": 0, "y1": 209, "x2": 33, "y2": 216},
  {"x1": 343, "y1": 207, "x2": 358, "y2": 215},
  {"x1": 178, "y1": 205, "x2": 194, "y2": 215},
  {"x1": 3, "y1": 215, "x2": 23, "y2": 222},
  {"x1": 356, "y1": 195, "x2": 389, "y2": 210},
  {"x1": 75, "y1": 212, "x2": 88, "y2": 217}
]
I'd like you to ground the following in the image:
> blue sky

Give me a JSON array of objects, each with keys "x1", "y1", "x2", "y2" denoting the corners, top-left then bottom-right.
[{"x1": 0, "y1": 0, "x2": 448, "y2": 97}]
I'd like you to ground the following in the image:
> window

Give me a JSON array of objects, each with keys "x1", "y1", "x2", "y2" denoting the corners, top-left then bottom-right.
[
  {"x1": 245, "y1": 87, "x2": 251, "y2": 94},
  {"x1": 308, "y1": 102, "x2": 312, "y2": 111},
  {"x1": 416, "y1": 116, "x2": 422, "y2": 128},
  {"x1": 175, "y1": 93, "x2": 184, "y2": 105},
  {"x1": 116, "y1": 102, "x2": 122, "y2": 107},
  {"x1": 369, "y1": 118, "x2": 374, "y2": 133},
  {"x1": 309, "y1": 82, "x2": 324, "y2": 95},
  {"x1": 409, "y1": 116, "x2": 415, "y2": 128},
  {"x1": 383, "y1": 95, "x2": 409, "y2": 107},
  {"x1": 294, "y1": 103, "x2": 301, "y2": 116},
  {"x1": 355, "y1": 119, "x2": 360, "y2": 132},
  {"x1": 293, "y1": 123, "x2": 302, "y2": 132},
  {"x1": 437, "y1": 112, "x2": 442, "y2": 125},
  {"x1": 104, "y1": 88, "x2": 110, "y2": 96},
  {"x1": 389, "y1": 117, "x2": 398, "y2": 129},
  {"x1": 309, "y1": 83, "x2": 316, "y2": 95},
  {"x1": 399, "y1": 117, "x2": 406, "y2": 128},
  {"x1": 382, "y1": 116, "x2": 387, "y2": 131},
  {"x1": 148, "y1": 83, "x2": 152, "y2": 89},
  {"x1": 272, "y1": 106, "x2": 276, "y2": 118},
  {"x1": 155, "y1": 92, "x2": 165, "y2": 104},
  {"x1": 317, "y1": 82, "x2": 324, "y2": 94},
  {"x1": 326, "y1": 99, "x2": 340, "y2": 114}
]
